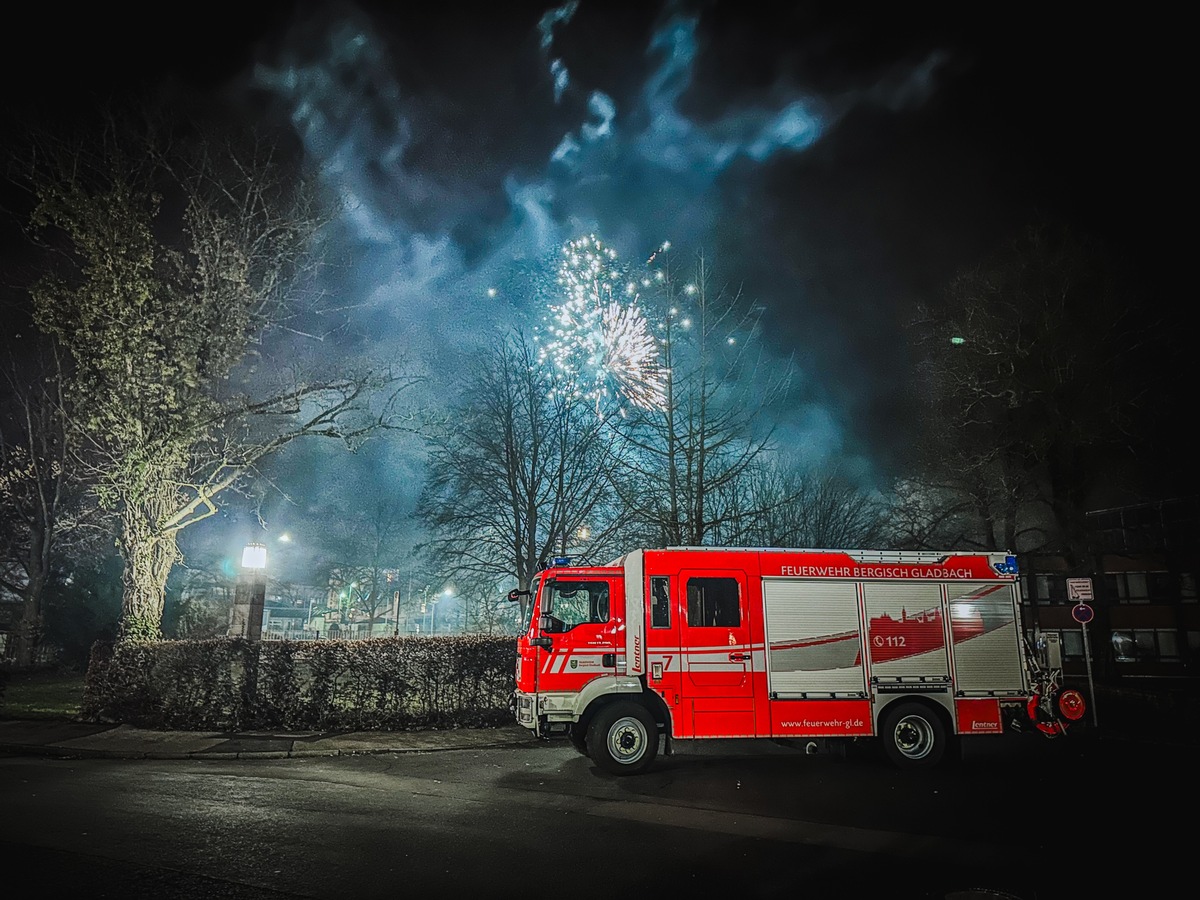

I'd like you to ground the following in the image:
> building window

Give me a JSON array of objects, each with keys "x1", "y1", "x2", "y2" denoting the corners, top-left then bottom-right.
[
  {"x1": 1158, "y1": 630, "x2": 1180, "y2": 660},
  {"x1": 1111, "y1": 629, "x2": 1181, "y2": 662},
  {"x1": 1147, "y1": 571, "x2": 1173, "y2": 601},
  {"x1": 1180, "y1": 573, "x2": 1197, "y2": 604},
  {"x1": 1060, "y1": 629, "x2": 1085, "y2": 660},
  {"x1": 1105, "y1": 572, "x2": 1152, "y2": 604},
  {"x1": 1033, "y1": 574, "x2": 1067, "y2": 605},
  {"x1": 1035, "y1": 628, "x2": 1085, "y2": 662}
]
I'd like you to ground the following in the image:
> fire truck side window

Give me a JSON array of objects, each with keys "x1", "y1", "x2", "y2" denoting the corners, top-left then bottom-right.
[
  {"x1": 546, "y1": 581, "x2": 609, "y2": 631},
  {"x1": 650, "y1": 577, "x2": 670, "y2": 628},
  {"x1": 687, "y1": 577, "x2": 740, "y2": 627}
]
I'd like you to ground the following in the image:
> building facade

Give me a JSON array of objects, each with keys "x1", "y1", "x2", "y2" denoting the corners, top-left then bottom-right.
[{"x1": 1020, "y1": 496, "x2": 1199, "y2": 681}]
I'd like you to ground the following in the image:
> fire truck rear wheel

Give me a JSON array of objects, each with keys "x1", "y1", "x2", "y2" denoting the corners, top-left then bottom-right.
[
  {"x1": 880, "y1": 701, "x2": 947, "y2": 769},
  {"x1": 587, "y1": 701, "x2": 658, "y2": 775}
]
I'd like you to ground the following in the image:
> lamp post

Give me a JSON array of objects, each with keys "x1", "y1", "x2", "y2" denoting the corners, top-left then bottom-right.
[
  {"x1": 341, "y1": 581, "x2": 360, "y2": 638},
  {"x1": 435, "y1": 587, "x2": 454, "y2": 634},
  {"x1": 229, "y1": 542, "x2": 268, "y2": 641},
  {"x1": 392, "y1": 587, "x2": 401, "y2": 638}
]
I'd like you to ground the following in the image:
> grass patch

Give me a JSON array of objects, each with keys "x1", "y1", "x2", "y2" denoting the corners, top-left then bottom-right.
[{"x1": 0, "y1": 669, "x2": 86, "y2": 720}]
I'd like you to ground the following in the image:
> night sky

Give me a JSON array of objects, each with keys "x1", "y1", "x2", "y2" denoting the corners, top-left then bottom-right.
[{"x1": 2, "y1": 2, "x2": 1188, "y2": 561}]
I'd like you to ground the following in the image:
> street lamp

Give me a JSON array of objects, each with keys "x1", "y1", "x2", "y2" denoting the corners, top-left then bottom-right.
[
  {"x1": 340, "y1": 581, "x2": 362, "y2": 638},
  {"x1": 437, "y1": 588, "x2": 455, "y2": 634},
  {"x1": 229, "y1": 542, "x2": 268, "y2": 640},
  {"x1": 425, "y1": 587, "x2": 454, "y2": 634},
  {"x1": 242, "y1": 542, "x2": 268, "y2": 570}
]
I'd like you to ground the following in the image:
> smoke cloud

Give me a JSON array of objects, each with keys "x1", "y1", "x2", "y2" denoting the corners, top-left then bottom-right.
[{"x1": 236, "y1": 0, "x2": 961, "y2": 546}]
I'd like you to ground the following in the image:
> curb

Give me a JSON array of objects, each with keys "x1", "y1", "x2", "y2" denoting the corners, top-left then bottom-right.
[{"x1": 0, "y1": 732, "x2": 535, "y2": 761}]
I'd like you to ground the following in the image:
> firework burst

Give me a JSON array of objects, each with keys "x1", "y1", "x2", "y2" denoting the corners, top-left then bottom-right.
[{"x1": 537, "y1": 235, "x2": 668, "y2": 412}]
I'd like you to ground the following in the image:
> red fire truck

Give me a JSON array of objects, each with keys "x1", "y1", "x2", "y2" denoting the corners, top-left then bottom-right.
[{"x1": 509, "y1": 546, "x2": 1085, "y2": 774}]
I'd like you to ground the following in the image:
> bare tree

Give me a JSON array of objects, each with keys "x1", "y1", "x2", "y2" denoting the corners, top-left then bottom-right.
[
  {"x1": 720, "y1": 457, "x2": 890, "y2": 549},
  {"x1": 14, "y1": 107, "x2": 417, "y2": 643},
  {"x1": 0, "y1": 336, "x2": 108, "y2": 664},
  {"x1": 901, "y1": 223, "x2": 1156, "y2": 563},
  {"x1": 316, "y1": 497, "x2": 411, "y2": 637},
  {"x1": 417, "y1": 331, "x2": 621, "y2": 597},
  {"x1": 614, "y1": 249, "x2": 791, "y2": 546}
]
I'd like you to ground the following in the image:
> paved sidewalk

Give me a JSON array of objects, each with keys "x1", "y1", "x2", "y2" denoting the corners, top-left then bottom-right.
[{"x1": 0, "y1": 718, "x2": 533, "y2": 760}]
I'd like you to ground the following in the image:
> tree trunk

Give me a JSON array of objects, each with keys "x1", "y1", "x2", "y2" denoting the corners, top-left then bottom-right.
[
  {"x1": 117, "y1": 504, "x2": 179, "y2": 643},
  {"x1": 13, "y1": 591, "x2": 43, "y2": 668},
  {"x1": 13, "y1": 521, "x2": 50, "y2": 667}
]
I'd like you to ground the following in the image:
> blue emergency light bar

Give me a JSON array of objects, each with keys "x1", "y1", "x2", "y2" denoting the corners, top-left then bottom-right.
[{"x1": 992, "y1": 555, "x2": 1019, "y2": 576}]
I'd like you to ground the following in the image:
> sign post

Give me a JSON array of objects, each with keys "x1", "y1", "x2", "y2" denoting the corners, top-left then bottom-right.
[{"x1": 1067, "y1": 578, "x2": 1099, "y2": 727}]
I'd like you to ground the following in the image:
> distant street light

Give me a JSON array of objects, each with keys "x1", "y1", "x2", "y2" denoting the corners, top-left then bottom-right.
[
  {"x1": 425, "y1": 587, "x2": 455, "y2": 634},
  {"x1": 438, "y1": 588, "x2": 455, "y2": 633}
]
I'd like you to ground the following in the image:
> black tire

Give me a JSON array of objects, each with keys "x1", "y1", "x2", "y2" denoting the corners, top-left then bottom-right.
[
  {"x1": 567, "y1": 723, "x2": 589, "y2": 756},
  {"x1": 880, "y1": 701, "x2": 947, "y2": 770},
  {"x1": 587, "y1": 701, "x2": 658, "y2": 775}
]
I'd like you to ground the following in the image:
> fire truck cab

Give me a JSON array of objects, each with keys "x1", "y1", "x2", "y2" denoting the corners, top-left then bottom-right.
[{"x1": 510, "y1": 546, "x2": 1084, "y2": 774}]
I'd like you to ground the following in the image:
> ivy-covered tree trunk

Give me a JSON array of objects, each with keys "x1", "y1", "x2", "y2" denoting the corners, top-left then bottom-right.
[{"x1": 116, "y1": 493, "x2": 181, "y2": 643}]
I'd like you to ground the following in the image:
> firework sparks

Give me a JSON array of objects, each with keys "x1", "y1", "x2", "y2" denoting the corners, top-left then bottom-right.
[{"x1": 538, "y1": 235, "x2": 668, "y2": 412}]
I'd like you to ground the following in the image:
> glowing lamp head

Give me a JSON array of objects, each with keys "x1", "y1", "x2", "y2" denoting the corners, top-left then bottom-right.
[{"x1": 241, "y1": 542, "x2": 268, "y2": 570}]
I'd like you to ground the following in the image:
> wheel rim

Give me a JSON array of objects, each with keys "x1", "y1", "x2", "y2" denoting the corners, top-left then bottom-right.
[
  {"x1": 893, "y1": 714, "x2": 935, "y2": 760},
  {"x1": 607, "y1": 715, "x2": 649, "y2": 765}
]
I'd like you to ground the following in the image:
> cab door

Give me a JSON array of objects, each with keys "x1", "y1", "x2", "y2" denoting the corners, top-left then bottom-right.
[
  {"x1": 678, "y1": 568, "x2": 755, "y2": 737},
  {"x1": 536, "y1": 578, "x2": 621, "y2": 694}
]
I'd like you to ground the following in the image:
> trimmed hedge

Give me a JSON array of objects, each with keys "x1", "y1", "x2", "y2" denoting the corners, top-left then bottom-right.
[{"x1": 82, "y1": 634, "x2": 518, "y2": 731}]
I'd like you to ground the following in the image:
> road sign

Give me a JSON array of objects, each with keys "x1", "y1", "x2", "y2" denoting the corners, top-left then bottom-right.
[
  {"x1": 1067, "y1": 578, "x2": 1094, "y2": 602},
  {"x1": 1072, "y1": 603, "x2": 1094, "y2": 624}
]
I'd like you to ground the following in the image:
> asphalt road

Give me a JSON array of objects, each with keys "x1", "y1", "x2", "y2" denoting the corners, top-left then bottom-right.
[{"x1": 1, "y1": 729, "x2": 1189, "y2": 900}]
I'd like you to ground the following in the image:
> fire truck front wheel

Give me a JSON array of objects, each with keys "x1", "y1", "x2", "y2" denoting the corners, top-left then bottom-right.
[
  {"x1": 568, "y1": 724, "x2": 589, "y2": 756},
  {"x1": 587, "y1": 701, "x2": 659, "y2": 775},
  {"x1": 880, "y1": 701, "x2": 948, "y2": 769}
]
